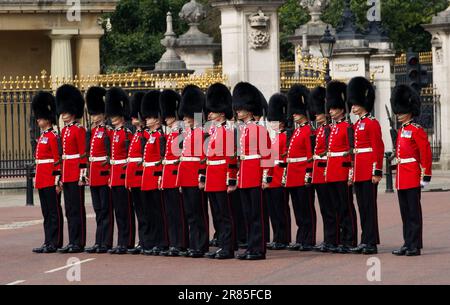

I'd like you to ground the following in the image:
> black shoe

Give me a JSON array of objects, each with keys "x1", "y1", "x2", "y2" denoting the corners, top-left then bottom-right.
[
  {"x1": 392, "y1": 246, "x2": 408, "y2": 256},
  {"x1": 96, "y1": 246, "x2": 109, "y2": 254},
  {"x1": 209, "y1": 238, "x2": 218, "y2": 247},
  {"x1": 406, "y1": 248, "x2": 421, "y2": 256},
  {"x1": 314, "y1": 243, "x2": 333, "y2": 253},
  {"x1": 109, "y1": 246, "x2": 127, "y2": 255},
  {"x1": 350, "y1": 244, "x2": 367, "y2": 254},
  {"x1": 299, "y1": 244, "x2": 314, "y2": 252},
  {"x1": 287, "y1": 243, "x2": 301, "y2": 251},
  {"x1": 238, "y1": 242, "x2": 248, "y2": 249},
  {"x1": 85, "y1": 244, "x2": 99, "y2": 253},
  {"x1": 43, "y1": 244, "x2": 58, "y2": 253},
  {"x1": 325, "y1": 244, "x2": 338, "y2": 253},
  {"x1": 205, "y1": 249, "x2": 220, "y2": 259},
  {"x1": 188, "y1": 250, "x2": 205, "y2": 258},
  {"x1": 152, "y1": 246, "x2": 166, "y2": 256},
  {"x1": 32, "y1": 244, "x2": 47, "y2": 253},
  {"x1": 270, "y1": 242, "x2": 288, "y2": 250},
  {"x1": 57, "y1": 244, "x2": 74, "y2": 253},
  {"x1": 68, "y1": 245, "x2": 84, "y2": 253},
  {"x1": 245, "y1": 252, "x2": 266, "y2": 260},
  {"x1": 362, "y1": 245, "x2": 378, "y2": 255},
  {"x1": 335, "y1": 245, "x2": 351, "y2": 254},
  {"x1": 143, "y1": 249, "x2": 154, "y2": 256},
  {"x1": 236, "y1": 251, "x2": 249, "y2": 260},
  {"x1": 166, "y1": 247, "x2": 182, "y2": 257},
  {"x1": 127, "y1": 245, "x2": 143, "y2": 255},
  {"x1": 215, "y1": 251, "x2": 234, "y2": 259}
]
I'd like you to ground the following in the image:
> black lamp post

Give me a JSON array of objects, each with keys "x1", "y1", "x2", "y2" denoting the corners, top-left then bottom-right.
[{"x1": 319, "y1": 25, "x2": 336, "y2": 84}]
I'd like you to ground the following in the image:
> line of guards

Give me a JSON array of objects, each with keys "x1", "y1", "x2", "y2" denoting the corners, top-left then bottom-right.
[{"x1": 31, "y1": 77, "x2": 432, "y2": 260}]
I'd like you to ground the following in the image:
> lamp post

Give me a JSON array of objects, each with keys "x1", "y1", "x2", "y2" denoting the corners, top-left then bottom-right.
[{"x1": 319, "y1": 25, "x2": 336, "y2": 84}]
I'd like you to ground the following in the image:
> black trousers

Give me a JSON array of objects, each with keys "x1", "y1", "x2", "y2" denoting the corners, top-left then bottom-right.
[
  {"x1": 262, "y1": 189, "x2": 270, "y2": 244},
  {"x1": 232, "y1": 189, "x2": 247, "y2": 245},
  {"x1": 328, "y1": 182, "x2": 358, "y2": 247},
  {"x1": 141, "y1": 190, "x2": 169, "y2": 250},
  {"x1": 38, "y1": 186, "x2": 63, "y2": 248},
  {"x1": 209, "y1": 193, "x2": 221, "y2": 242},
  {"x1": 163, "y1": 188, "x2": 189, "y2": 249},
  {"x1": 288, "y1": 186, "x2": 317, "y2": 246},
  {"x1": 265, "y1": 188, "x2": 291, "y2": 244},
  {"x1": 398, "y1": 187, "x2": 423, "y2": 250},
  {"x1": 111, "y1": 186, "x2": 135, "y2": 248},
  {"x1": 314, "y1": 183, "x2": 339, "y2": 245},
  {"x1": 183, "y1": 187, "x2": 209, "y2": 252},
  {"x1": 240, "y1": 187, "x2": 266, "y2": 254},
  {"x1": 62, "y1": 182, "x2": 86, "y2": 247},
  {"x1": 208, "y1": 191, "x2": 235, "y2": 253},
  {"x1": 354, "y1": 181, "x2": 380, "y2": 246},
  {"x1": 90, "y1": 186, "x2": 114, "y2": 248},
  {"x1": 131, "y1": 187, "x2": 145, "y2": 247}
]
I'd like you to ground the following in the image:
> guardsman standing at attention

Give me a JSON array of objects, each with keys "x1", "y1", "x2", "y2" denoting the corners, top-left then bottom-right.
[
  {"x1": 202, "y1": 83, "x2": 237, "y2": 259},
  {"x1": 55, "y1": 84, "x2": 87, "y2": 254},
  {"x1": 266, "y1": 93, "x2": 291, "y2": 250},
  {"x1": 140, "y1": 90, "x2": 169, "y2": 256},
  {"x1": 105, "y1": 87, "x2": 135, "y2": 255},
  {"x1": 325, "y1": 81, "x2": 358, "y2": 254},
  {"x1": 31, "y1": 91, "x2": 64, "y2": 253},
  {"x1": 84, "y1": 86, "x2": 114, "y2": 254},
  {"x1": 177, "y1": 85, "x2": 209, "y2": 258},
  {"x1": 160, "y1": 89, "x2": 188, "y2": 257},
  {"x1": 308, "y1": 86, "x2": 338, "y2": 253},
  {"x1": 232, "y1": 82, "x2": 272, "y2": 261},
  {"x1": 285, "y1": 85, "x2": 316, "y2": 252},
  {"x1": 391, "y1": 85, "x2": 432, "y2": 257},
  {"x1": 347, "y1": 77, "x2": 384, "y2": 255},
  {"x1": 126, "y1": 92, "x2": 147, "y2": 255}
]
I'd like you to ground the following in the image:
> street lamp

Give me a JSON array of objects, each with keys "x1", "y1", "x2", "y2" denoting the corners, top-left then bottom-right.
[{"x1": 319, "y1": 25, "x2": 336, "y2": 84}]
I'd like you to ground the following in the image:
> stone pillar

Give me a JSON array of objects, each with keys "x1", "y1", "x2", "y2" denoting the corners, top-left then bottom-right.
[
  {"x1": 49, "y1": 29, "x2": 78, "y2": 83},
  {"x1": 75, "y1": 32, "x2": 103, "y2": 78},
  {"x1": 211, "y1": 0, "x2": 285, "y2": 100}
]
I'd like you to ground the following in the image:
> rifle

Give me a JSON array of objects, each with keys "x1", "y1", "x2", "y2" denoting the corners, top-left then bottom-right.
[{"x1": 385, "y1": 105, "x2": 398, "y2": 151}]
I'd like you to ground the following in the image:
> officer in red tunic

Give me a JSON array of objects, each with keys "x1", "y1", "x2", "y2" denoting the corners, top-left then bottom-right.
[
  {"x1": 105, "y1": 87, "x2": 135, "y2": 255},
  {"x1": 84, "y1": 86, "x2": 114, "y2": 254},
  {"x1": 391, "y1": 85, "x2": 432, "y2": 257},
  {"x1": 126, "y1": 92, "x2": 147, "y2": 255},
  {"x1": 347, "y1": 77, "x2": 384, "y2": 255},
  {"x1": 55, "y1": 84, "x2": 87, "y2": 253},
  {"x1": 159, "y1": 89, "x2": 188, "y2": 257},
  {"x1": 176, "y1": 85, "x2": 209, "y2": 258},
  {"x1": 266, "y1": 93, "x2": 291, "y2": 250},
  {"x1": 308, "y1": 86, "x2": 338, "y2": 253},
  {"x1": 31, "y1": 91, "x2": 64, "y2": 253},
  {"x1": 140, "y1": 90, "x2": 169, "y2": 256},
  {"x1": 325, "y1": 81, "x2": 358, "y2": 254},
  {"x1": 284, "y1": 85, "x2": 316, "y2": 251},
  {"x1": 201, "y1": 83, "x2": 237, "y2": 259},
  {"x1": 232, "y1": 82, "x2": 272, "y2": 260}
]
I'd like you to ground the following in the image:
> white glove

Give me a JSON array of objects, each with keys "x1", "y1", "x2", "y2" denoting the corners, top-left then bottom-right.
[{"x1": 420, "y1": 180, "x2": 429, "y2": 188}]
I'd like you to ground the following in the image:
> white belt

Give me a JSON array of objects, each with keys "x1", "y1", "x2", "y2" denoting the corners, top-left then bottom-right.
[
  {"x1": 62, "y1": 154, "x2": 80, "y2": 160},
  {"x1": 354, "y1": 148, "x2": 373, "y2": 154},
  {"x1": 162, "y1": 159, "x2": 179, "y2": 165},
  {"x1": 313, "y1": 155, "x2": 328, "y2": 161},
  {"x1": 89, "y1": 156, "x2": 107, "y2": 162},
  {"x1": 274, "y1": 160, "x2": 284, "y2": 165},
  {"x1": 180, "y1": 157, "x2": 201, "y2": 162},
  {"x1": 287, "y1": 157, "x2": 307, "y2": 163},
  {"x1": 206, "y1": 159, "x2": 226, "y2": 166},
  {"x1": 143, "y1": 161, "x2": 160, "y2": 167},
  {"x1": 127, "y1": 157, "x2": 143, "y2": 163},
  {"x1": 397, "y1": 158, "x2": 417, "y2": 164},
  {"x1": 110, "y1": 159, "x2": 127, "y2": 165},
  {"x1": 328, "y1": 151, "x2": 348, "y2": 157},
  {"x1": 35, "y1": 159, "x2": 54, "y2": 165},
  {"x1": 240, "y1": 154, "x2": 261, "y2": 161}
]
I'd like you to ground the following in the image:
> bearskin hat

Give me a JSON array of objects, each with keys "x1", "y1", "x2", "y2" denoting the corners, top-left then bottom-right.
[
  {"x1": 105, "y1": 87, "x2": 130, "y2": 119},
  {"x1": 391, "y1": 84, "x2": 421, "y2": 117},
  {"x1": 32, "y1": 91, "x2": 57, "y2": 125},
  {"x1": 308, "y1": 86, "x2": 326, "y2": 117},
  {"x1": 287, "y1": 84, "x2": 310, "y2": 117},
  {"x1": 141, "y1": 90, "x2": 161, "y2": 119},
  {"x1": 130, "y1": 91, "x2": 145, "y2": 119},
  {"x1": 179, "y1": 85, "x2": 205, "y2": 119},
  {"x1": 159, "y1": 89, "x2": 181, "y2": 122},
  {"x1": 347, "y1": 76, "x2": 376, "y2": 113},
  {"x1": 205, "y1": 83, "x2": 233, "y2": 120},
  {"x1": 267, "y1": 93, "x2": 288, "y2": 122},
  {"x1": 86, "y1": 86, "x2": 106, "y2": 116},
  {"x1": 326, "y1": 81, "x2": 347, "y2": 112},
  {"x1": 232, "y1": 82, "x2": 261, "y2": 114},
  {"x1": 55, "y1": 84, "x2": 85, "y2": 119}
]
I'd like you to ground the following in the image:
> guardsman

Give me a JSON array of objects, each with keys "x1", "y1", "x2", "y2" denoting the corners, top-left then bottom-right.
[
  {"x1": 177, "y1": 85, "x2": 209, "y2": 258},
  {"x1": 105, "y1": 87, "x2": 135, "y2": 255},
  {"x1": 266, "y1": 93, "x2": 291, "y2": 250},
  {"x1": 347, "y1": 77, "x2": 384, "y2": 255},
  {"x1": 31, "y1": 92, "x2": 63, "y2": 253},
  {"x1": 232, "y1": 82, "x2": 272, "y2": 261},
  {"x1": 84, "y1": 86, "x2": 114, "y2": 254},
  {"x1": 159, "y1": 89, "x2": 188, "y2": 257},
  {"x1": 55, "y1": 84, "x2": 87, "y2": 254},
  {"x1": 202, "y1": 83, "x2": 237, "y2": 259},
  {"x1": 391, "y1": 85, "x2": 432, "y2": 257},
  {"x1": 309, "y1": 86, "x2": 338, "y2": 253},
  {"x1": 325, "y1": 81, "x2": 358, "y2": 254},
  {"x1": 285, "y1": 85, "x2": 316, "y2": 252},
  {"x1": 140, "y1": 90, "x2": 169, "y2": 256},
  {"x1": 126, "y1": 92, "x2": 147, "y2": 255}
]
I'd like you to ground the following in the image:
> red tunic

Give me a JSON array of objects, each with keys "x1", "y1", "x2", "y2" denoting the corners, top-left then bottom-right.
[
  {"x1": 395, "y1": 122, "x2": 432, "y2": 190},
  {"x1": 176, "y1": 127, "x2": 206, "y2": 188},
  {"x1": 268, "y1": 131, "x2": 287, "y2": 188},
  {"x1": 353, "y1": 114, "x2": 385, "y2": 182},
  {"x1": 312, "y1": 124, "x2": 329, "y2": 185},
  {"x1": 285, "y1": 123, "x2": 313, "y2": 188},
  {"x1": 88, "y1": 125, "x2": 111, "y2": 187},
  {"x1": 109, "y1": 127, "x2": 132, "y2": 187},
  {"x1": 125, "y1": 129, "x2": 144, "y2": 189},
  {"x1": 141, "y1": 129, "x2": 164, "y2": 191},
  {"x1": 35, "y1": 128, "x2": 61, "y2": 189},
  {"x1": 61, "y1": 122, "x2": 86, "y2": 183},
  {"x1": 326, "y1": 120, "x2": 352, "y2": 183},
  {"x1": 161, "y1": 129, "x2": 182, "y2": 189}
]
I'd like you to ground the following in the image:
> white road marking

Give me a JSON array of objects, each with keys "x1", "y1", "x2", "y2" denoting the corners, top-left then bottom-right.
[
  {"x1": 44, "y1": 258, "x2": 96, "y2": 274},
  {"x1": 0, "y1": 213, "x2": 95, "y2": 230},
  {"x1": 5, "y1": 280, "x2": 26, "y2": 285}
]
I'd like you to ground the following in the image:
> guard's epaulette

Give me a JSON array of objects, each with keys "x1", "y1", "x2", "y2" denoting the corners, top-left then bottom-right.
[
  {"x1": 106, "y1": 125, "x2": 114, "y2": 131},
  {"x1": 125, "y1": 128, "x2": 132, "y2": 133},
  {"x1": 51, "y1": 130, "x2": 59, "y2": 136},
  {"x1": 411, "y1": 122, "x2": 422, "y2": 129},
  {"x1": 368, "y1": 115, "x2": 376, "y2": 120}
]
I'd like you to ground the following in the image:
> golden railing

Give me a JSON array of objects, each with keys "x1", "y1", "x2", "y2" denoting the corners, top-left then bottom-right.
[{"x1": 394, "y1": 51, "x2": 433, "y2": 65}]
